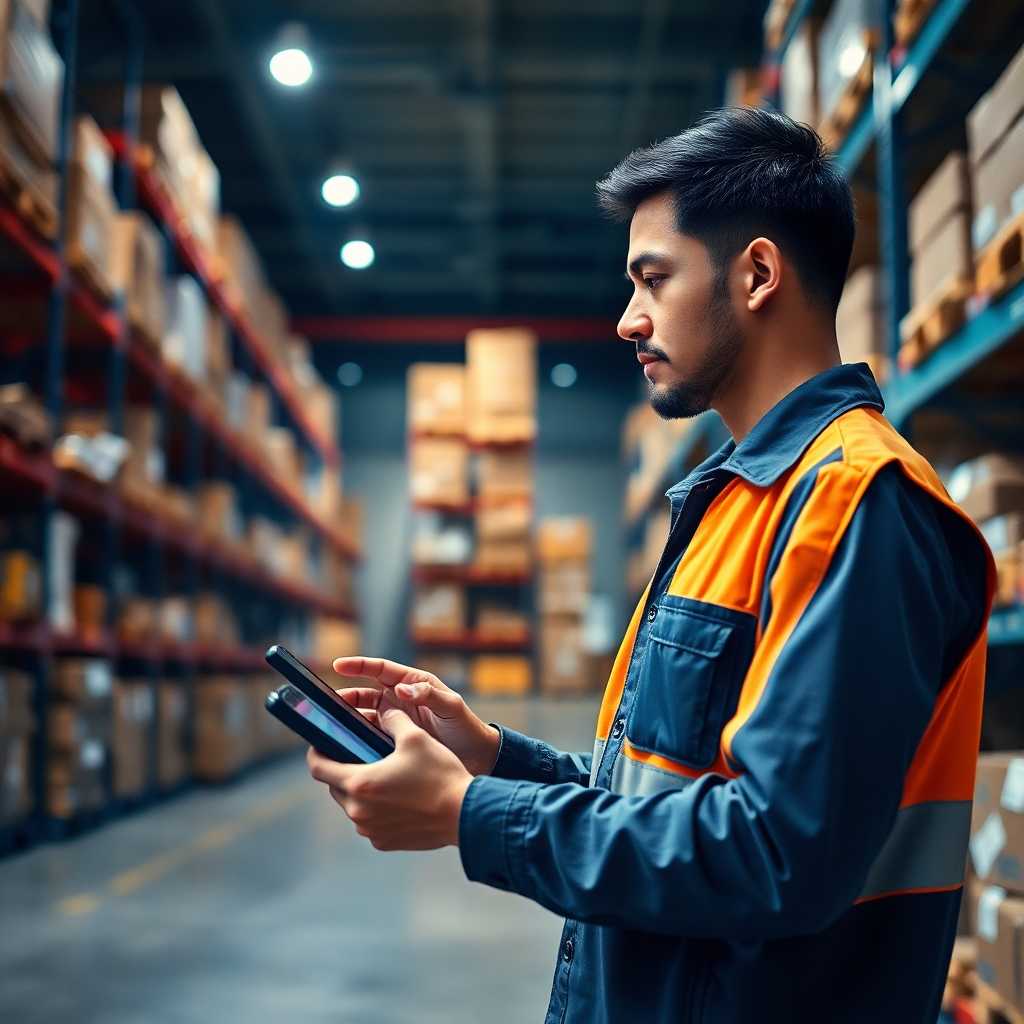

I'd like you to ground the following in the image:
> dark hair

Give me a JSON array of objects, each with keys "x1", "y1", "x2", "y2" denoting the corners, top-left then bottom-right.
[{"x1": 595, "y1": 107, "x2": 854, "y2": 312}]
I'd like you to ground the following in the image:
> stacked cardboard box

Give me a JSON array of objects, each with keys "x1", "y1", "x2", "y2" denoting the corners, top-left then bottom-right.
[
  {"x1": 968, "y1": 45, "x2": 1024, "y2": 258},
  {"x1": 164, "y1": 276, "x2": 208, "y2": 381},
  {"x1": 47, "y1": 659, "x2": 112, "y2": 818},
  {"x1": 538, "y1": 518, "x2": 593, "y2": 696},
  {"x1": 412, "y1": 583, "x2": 467, "y2": 638},
  {"x1": 0, "y1": 547, "x2": 41, "y2": 623},
  {"x1": 838, "y1": 266, "x2": 889, "y2": 383},
  {"x1": 111, "y1": 212, "x2": 166, "y2": 347},
  {"x1": 465, "y1": 328, "x2": 537, "y2": 444},
  {"x1": 0, "y1": 668, "x2": 35, "y2": 826},
  {"x1": 193, "y1": 678, "x2": 253, "y2": 782},
  {"x1": 410, "y1": 438, "x2": 469, "y2": 506},
  {"x1": 65, "y1": 116, "x2": 117, "y2": 298},
  {"x1": 950, "y1": 454, "x2": 1024, "y2": 606},
  {"x1": 0, "y1": 0, "x2": 62, "y2": 236},
  {"x1": 112, "y1": 679, "x2": 155, "y2": 799},
  {"x1": 407, "y1": 364, "x2": 466, "y2": 437},
  {"x1": 157, "y1": 682, "x2": 188, "y2": 789},
  {"x1": 622, "y1": 403, "x2": 696, "y2": 523},
  {"x1": 907, "y1": 153, "x2": 973, "y2": 310},
  {"x1": 968, "y1": 754, "x2": 1024, "y2": 1015},
  {"x1": 470, "y1": 655, "x2": 533, "y2": 697},
  {"x1": 311, "y1": 617, "x2": 361, "y2": 667},
  {"x1": 474, "y1": 450, "x2": 533, "y2": 573}
]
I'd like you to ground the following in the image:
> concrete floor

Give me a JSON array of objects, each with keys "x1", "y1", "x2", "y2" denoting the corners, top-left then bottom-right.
[{"x1": 0, "y1": 697, "x2": 600, "y2": 1024}]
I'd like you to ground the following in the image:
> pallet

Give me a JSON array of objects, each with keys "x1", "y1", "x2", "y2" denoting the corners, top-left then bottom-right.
[
  {"x1": 976, "y1": 209, "x2": 1024, "y2": 302},
  {"x1": 899, "y1": 276, "x2": 974, "y2": 361},
  {"x1": 894, "y1": 0, "x2": 936, "y2": 47},
  {"x1": 819, "y1": 41, "x2": 875, "y2": 150},
  {"x1": 974, "y1": 980, "x2": 1024, "y2": 1024}
]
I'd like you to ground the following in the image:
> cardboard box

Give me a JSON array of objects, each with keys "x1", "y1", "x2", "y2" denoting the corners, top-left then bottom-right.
[
  {"x1": 113, "y1": 681, "x2": 154, "y2": 799},
  {"x1": 540, "y1": 620, "x2": 590, "y2": 695},
  {"x1": 111, "y1": 213, "x2": 166, "y2": 345},
  {"x1": 72, "y1": 584, "x2": 106, "y2": 636},
  {"x1": 477, "y1": 450, "x2": 532, "y2": 500},
  {"x1": 959, "y1": 476, "x2": 1024, "y2": 526},
  {"x1": 311, "y1": 618, "x2": 361, "y2": 665},
  {"x1": 967, "y1": 44, "x2": 1024, "y2": 168},
  {"x1": 537, "y1": 518, "x2": 591, "y2": 564},
  {"x1": 910, "y1": 210, "x2": 972, "y2": 308},
  {"x1": 466, "y1": 328, "x2": 537, "y2": 442},
  {"x1": 193, "y1": 679, "x2": 251, "y2": 782},
  {"x1": 971, "y1": 880, "x2": 1024, "y2": 1015},
  {"x1": 838, "y1": 311, "x2": 886, "y2": 363},
  {"x1": 0, "y1": 732, "x2": 31, "y2": 824},
  {"x1": 198, "y1": 482, "x2": 239, "y2": 541},
  {"x1": 0, "y1": 0, "x2": 63, "y2": 165},
  {"x1": 409, "y1": 438, "x2": 469, "y2": 505},
  {"x1": 0, "y1": 549, "x2": 41, "y2": 621},
  {"x1": 474, "y1": 540, "x2": 532, "y2": 575},
  {"x1": 909, "y1": 152, "x2": 971, "y2": 254},
  {"x1": 780, "y1": 18, "x2": 819, "y2": 127},
  {"x1": 50, "y1": 658, "x2": 113, "y2": 705},
  {"x1": 70, "y1": 115, "x2": 112, "y2": 193},
  {"x1": 164, "y1": 276, "x2": 208, "y2": 380},
  {"x1": 476, "y1": 604, "x2": 530, "y2": 641},
  {"x1": 539, "y1": 563, "x2": 590, "y2": 616},
  {"x1": 470, "y1": 655, "x2": 533, "y2": 697},
  {"x1": 408, "y1": 364, "x2": 466, "y2": 436},
  {"x1": 0, "y1": 668, "x2": 34, "y2": 734},
  {"x1": 980, "y1": 514, "x2": 1024, "y2": 556},
  {"x1": 412, "y1": 584, "x2": 467, "y2": 636},
  {"x1": 476, "y1": 502, "x2": 531, "y2": 542},
  {"x1": 245, "y1": 383, "x2": 271, "y2": 440},
  {"x1": 972, "y1": 111, "x2": 1024, "y2": 252},
  {"x1": 215, "y1": 216, "x2": 265, "y2": 311},
  {"x1": 157, "y1": 683, "x2": 188, "y2": 789},
  {"x1": 971, "y1": 754, "x2": 1024, "y2": 893}
]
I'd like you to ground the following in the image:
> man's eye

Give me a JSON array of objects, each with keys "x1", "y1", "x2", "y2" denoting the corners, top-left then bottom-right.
[{"x1": 643, "y1": 277, "x2": 664, "y2": 291}]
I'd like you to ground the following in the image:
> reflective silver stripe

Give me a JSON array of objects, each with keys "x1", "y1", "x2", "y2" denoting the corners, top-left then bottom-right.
[
  {"x1": 589, "y1": 738, "x2": 606, "y2": 787},
  {"x1": 610, "y1": 753, "x2": 695, "y2": 796},
  {"x1": 859, "y1": 800, "x2": 972, "y2": 901}
]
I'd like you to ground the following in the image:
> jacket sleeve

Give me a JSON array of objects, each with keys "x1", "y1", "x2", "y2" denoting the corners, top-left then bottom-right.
[
  {"x1": 458, "y1": 463, "x2": 990, "y2": 940},
  {"x1": 488, "y1": 725, "x2": 592, "y2": 787}
]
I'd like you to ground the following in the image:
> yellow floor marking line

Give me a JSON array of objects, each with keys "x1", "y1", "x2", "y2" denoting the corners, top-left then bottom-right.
[{"x1": 57, "y1": 783, "x2": 314, "y2": 916}]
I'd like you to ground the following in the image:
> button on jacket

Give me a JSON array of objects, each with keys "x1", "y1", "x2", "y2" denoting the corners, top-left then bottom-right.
[{"x1": 458, "y1": 363, "x2": 995, "y2": 1024}]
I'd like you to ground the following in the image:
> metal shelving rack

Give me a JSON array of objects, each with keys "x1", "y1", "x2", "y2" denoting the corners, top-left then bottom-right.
[
  {"x1": 624, "y1": 0, "x2": 1024, "y2": 646},
  {"x1": 0, "y1": 0, "x2": 358, "y2": 853}
]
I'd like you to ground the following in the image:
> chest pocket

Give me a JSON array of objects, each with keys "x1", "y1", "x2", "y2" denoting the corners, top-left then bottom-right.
[{"x1": 626, "y1": 595, "x2": 756, "y2": 770}]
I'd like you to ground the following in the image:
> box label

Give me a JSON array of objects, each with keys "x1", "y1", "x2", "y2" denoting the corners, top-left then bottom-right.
[
  {"x1": 972, "y1": 811, "x2": 1008, "y2": 878},
  {"x1": 1001, "y1": 758, "x2": 1024, "y2": 813},
  {"x1": 978, "y1": 885, "x2": 1007, "y2": 943}
]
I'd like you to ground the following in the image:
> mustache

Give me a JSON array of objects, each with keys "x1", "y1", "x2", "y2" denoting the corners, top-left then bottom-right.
[{"x1": 636, "y1": 343, "x2": 669, "y2": 361}]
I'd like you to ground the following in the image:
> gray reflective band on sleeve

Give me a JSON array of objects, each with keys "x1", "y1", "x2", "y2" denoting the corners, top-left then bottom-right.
[
  {"x1": 859, "y1": 800, "x2": 972, "y2": 901},
  {"x1": 589, "y1": 738, "x2": 605, "y2": 787},
  {"x1": 610, "y1": 753, "x2": 696, "y2": 796}
]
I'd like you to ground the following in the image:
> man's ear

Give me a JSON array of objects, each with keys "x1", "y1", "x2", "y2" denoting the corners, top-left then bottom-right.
[{"x1": 743, "y1": 237, "x2": 783, "y2": 312}]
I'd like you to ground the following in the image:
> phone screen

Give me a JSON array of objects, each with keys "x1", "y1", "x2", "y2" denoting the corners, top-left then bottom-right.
[{"x1": 285, "y1": 686, "x2": 384, "y2": 763}]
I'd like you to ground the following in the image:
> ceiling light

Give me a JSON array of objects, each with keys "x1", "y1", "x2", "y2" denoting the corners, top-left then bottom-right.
[
  {"x1": 838, "y1": 41, "x2": 867, "y2": 79},
  {"x1": 270, "y1": 47, "x2": 313, "y2": 87},
  {"x1": 338, "y1": 363, "x2": 363, "y2": 387},
  {"x1": 551, "y1": 363, "x2": 578, "y2": 388},
  {"x1": 322, "y1": 174, "x2": 360, "y2": 208},
  {"x1": 341, "y1": 239, "x2": 375, "y2": 270}
]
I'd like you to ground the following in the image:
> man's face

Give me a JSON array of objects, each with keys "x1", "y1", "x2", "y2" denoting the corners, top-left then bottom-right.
[{"x1": 617, "y1": 192, "x2": 742, "y2": 419}]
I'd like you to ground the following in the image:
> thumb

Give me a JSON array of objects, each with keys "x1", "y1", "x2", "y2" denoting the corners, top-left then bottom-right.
[
  {"x1": 394, "y1": 680, "x2": 464, "y2": 718},
  {"x1": 378, "y1": 705, "x2": 425, "y2": 744}
]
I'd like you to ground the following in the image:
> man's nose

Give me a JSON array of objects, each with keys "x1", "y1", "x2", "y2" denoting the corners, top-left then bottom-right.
[{"x1": 617, "y1": 303, "x2": 651, "y2": 343}]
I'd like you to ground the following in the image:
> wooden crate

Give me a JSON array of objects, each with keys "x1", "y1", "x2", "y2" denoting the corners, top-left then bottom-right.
[
  {"x1": 0, "y1": 114, "x2": 56, "y2": 238},
  {"x1": 976, "y1": 209, "x2": 1024, "y2": 302},
  {"x1": 899, "y1": 275, "x2": 974, "y2": 355}
]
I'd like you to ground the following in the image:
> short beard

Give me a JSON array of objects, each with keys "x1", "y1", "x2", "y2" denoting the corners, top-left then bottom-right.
[{"x1": 649, "y1": 268, "x2": 741, "y2": 420}]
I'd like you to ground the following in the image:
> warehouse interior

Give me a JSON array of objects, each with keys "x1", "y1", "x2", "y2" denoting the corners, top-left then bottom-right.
[{"x1": 2, "y1": 0, "x2": 1024, "y2": 1021}]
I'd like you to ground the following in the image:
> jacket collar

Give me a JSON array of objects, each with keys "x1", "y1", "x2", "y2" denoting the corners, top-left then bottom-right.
[{"x1": 666, "y1": 362, "x2": 884, "y2": 496}]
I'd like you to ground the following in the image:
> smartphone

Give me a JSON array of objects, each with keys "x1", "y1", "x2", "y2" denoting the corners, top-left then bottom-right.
[
  {"x1": 264, "y1": 644, "x2": 394, "y2": 763},
  {"x1": 266, "y1": 684, "x2": 377, "y2": 763}
]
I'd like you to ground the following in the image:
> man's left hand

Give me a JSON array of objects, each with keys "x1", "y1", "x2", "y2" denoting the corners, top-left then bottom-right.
[{"x1": 306, "y1": 705, "x2": 474, "y2": 851}]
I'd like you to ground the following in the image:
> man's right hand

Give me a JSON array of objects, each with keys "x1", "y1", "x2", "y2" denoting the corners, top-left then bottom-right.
[{"x1": 331, "y1": 656, "x2": 501, "y2": 777}]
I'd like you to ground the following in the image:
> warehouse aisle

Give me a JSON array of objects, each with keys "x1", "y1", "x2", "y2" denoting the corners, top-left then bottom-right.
[{"x1": 0, "y1": 698, "x2": 599, "y2": 1024}]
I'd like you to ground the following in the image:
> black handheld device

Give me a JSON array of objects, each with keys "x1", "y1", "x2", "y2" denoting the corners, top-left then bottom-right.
[{"x1": 264, "y1": 644, "x2": 395, "y2": 763}]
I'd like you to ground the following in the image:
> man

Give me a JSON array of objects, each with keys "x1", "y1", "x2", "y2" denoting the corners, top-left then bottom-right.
[{"x1": 307, "y1": 108, "x2": 994, "y2": 1022}]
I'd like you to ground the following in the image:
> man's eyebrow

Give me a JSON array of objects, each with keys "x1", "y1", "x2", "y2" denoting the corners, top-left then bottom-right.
[{"x1": 625, "y1": 251, "x2": 673, "y2": 279}]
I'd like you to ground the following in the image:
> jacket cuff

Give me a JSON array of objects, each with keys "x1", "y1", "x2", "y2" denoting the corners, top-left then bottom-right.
[
  {"x1": 458, "y1": 775, "x2": 539, "y2": 892},
  {"x1": 488, "y1": 724, "x2": 558, "y2": 783}
]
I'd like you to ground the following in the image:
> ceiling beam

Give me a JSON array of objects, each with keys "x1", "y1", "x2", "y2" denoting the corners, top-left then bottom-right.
[{"x1": 293, "y1": 315, "x2": 617, "y2": 343}]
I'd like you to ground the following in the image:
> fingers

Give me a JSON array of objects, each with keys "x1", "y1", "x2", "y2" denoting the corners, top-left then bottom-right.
[
  {"x1": 306, "y1": 746, "x2": 359, "y2": 791},
  {"x1": 378, "y1": 705, "x2": 428, "y2": 744},
  {"x1": 335, "y1": 687, "x2": 381, "y2": 710},
  {"x1": 393, "y1": 679, "x2": 464, "y2": 719},
  {"x1": 333, "y1": 656, "x2": 434, "y2": 690}
]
